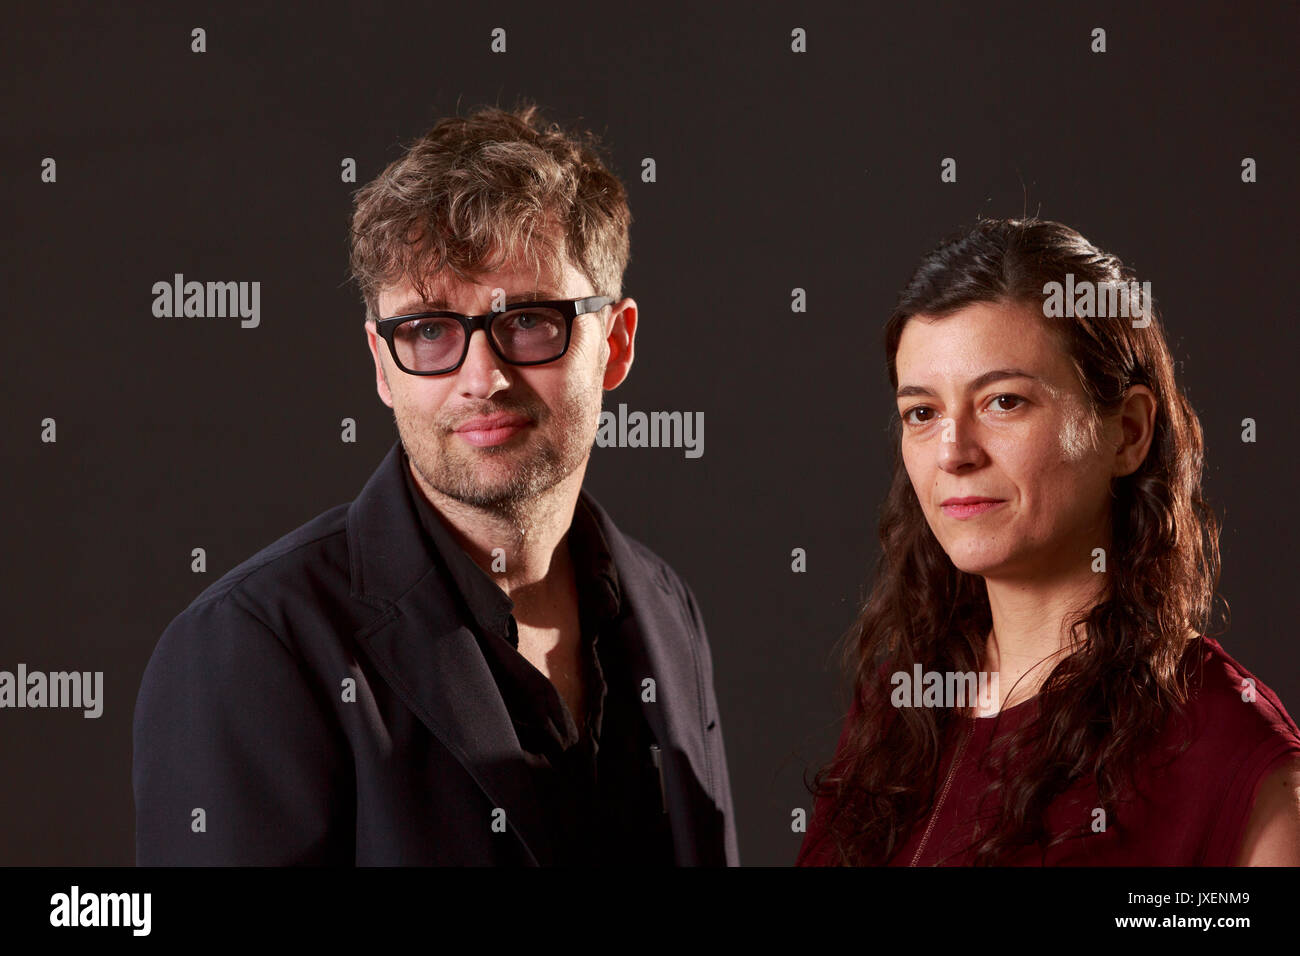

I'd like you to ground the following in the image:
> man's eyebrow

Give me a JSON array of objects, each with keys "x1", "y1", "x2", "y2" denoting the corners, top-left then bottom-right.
[
  {"x1": 389, "y1": 290, "x2": 563, "y2": 315},
  {"x1": 895, "y1": 368, "x2": 1046, "y2": 399}
]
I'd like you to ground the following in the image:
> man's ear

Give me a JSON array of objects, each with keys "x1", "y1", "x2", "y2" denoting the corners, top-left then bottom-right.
[
  {"x1": 602, "y1": 298, "x2": 637, "y2": 390},
  {"x1": 365, "y1": 321, "x2": 395, "y2": 408}
]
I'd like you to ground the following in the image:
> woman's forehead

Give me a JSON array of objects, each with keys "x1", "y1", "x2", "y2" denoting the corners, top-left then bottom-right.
[{"x1": 897, "y1": 302, "x2": 1065, "y2": 382}]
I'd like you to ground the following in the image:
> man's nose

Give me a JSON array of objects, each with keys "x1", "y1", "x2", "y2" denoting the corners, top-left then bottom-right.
[{"x1": 455, "y1": 329, "x2": 511, "y2": 397}]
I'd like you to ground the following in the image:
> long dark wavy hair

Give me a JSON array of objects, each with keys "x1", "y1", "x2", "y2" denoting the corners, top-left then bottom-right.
[{"x1": 807, "y1": 218, "x2": 1226, "y2": 865}]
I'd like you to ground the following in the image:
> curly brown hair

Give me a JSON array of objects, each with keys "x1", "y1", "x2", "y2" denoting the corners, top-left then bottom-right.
[
  {"x1": 348, "y1": 100, "x2": 631, "y2": 324},
  {"x1": 807, "y1": 217, "x2": 1226, "y2": 865}
]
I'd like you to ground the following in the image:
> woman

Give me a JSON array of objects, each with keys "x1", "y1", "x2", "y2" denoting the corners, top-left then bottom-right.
[{"x1": 798, "y1": 218, "x2": 1300, "y2": 865}]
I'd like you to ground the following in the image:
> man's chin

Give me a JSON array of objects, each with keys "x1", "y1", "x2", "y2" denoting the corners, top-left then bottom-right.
[
  {"x1": 442, "y1": 487, "x2": 525, "y2": 509},
  {"x1": 428, "y1": 459, "x2": 556, "y2": 510}
]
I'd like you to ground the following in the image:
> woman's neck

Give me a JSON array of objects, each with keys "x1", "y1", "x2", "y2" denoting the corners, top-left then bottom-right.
[{"x1": 980, "y1": 568, "x2": 1106, "y2": 712}]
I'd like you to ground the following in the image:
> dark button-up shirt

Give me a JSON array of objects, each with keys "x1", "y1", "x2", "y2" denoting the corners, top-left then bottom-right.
[{"x1": 400, "y1": 447, "x2": 674, "y2": 864}]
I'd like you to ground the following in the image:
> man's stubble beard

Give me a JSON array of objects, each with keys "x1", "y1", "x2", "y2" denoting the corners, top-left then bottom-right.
[{"x1": 394, "y1": 378, "x2": 602, "y2": 520}]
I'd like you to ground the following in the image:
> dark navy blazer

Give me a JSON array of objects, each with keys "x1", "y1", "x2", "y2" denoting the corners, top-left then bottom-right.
[{"x1": 133, "y1": 440, "x2": 738, "y2": 865}]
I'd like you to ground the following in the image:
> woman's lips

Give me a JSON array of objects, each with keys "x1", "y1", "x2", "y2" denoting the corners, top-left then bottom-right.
[{"x1": 941, "y1": 500, "x2": 1005, "y2": 519}]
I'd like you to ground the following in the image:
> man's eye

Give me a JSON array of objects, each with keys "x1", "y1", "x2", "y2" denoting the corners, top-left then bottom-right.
[{"x1": 991, "y1": 394, "x2": 1024, "y2": 412}]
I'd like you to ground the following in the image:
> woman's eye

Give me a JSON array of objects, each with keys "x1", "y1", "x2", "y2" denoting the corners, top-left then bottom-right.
[{"x1": 902, "y1": 395, "x2": 1023, "y2": 425}]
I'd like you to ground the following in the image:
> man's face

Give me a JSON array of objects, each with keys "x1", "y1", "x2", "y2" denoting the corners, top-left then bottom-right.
[
  {"x1": 365, "y1": 253, "x2": 633, "y2": 513},
  {"x1": 893, "y1": 300, "x2": 1118, "y2": 583}
]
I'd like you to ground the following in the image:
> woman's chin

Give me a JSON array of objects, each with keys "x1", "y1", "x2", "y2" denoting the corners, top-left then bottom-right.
[{"x1": 946, "y1": 549, "x2": 1008, "y2": 577}]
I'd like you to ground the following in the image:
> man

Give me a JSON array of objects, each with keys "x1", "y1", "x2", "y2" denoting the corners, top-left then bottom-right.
[{"x1": 133, "y1": 103, "x2": 738, "y2": 865}]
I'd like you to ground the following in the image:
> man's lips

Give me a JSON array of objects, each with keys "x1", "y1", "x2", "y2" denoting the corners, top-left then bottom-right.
[{"x1": 453, "y1": 413, "x2": 532, "y2": 448}]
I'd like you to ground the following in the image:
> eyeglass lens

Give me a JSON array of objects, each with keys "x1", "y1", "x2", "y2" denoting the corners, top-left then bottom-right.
[{"x1": 391, "y1": 307, "x2": 568, "y2": 372}]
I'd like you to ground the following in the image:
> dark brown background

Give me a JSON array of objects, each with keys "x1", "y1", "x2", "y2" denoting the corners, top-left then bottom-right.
[{"x1": 2, "y1": 0, "x2": 1296, "y2": 865}]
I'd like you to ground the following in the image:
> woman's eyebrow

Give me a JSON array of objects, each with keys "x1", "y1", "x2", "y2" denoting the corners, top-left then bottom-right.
[{"x1": 896, "y1": 368, "x2": 1045, "y2": 399}]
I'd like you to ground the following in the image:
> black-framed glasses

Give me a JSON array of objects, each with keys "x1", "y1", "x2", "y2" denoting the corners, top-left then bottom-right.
[{"x1": 373, "y1": 296, "x2": 613, "y2": 376}]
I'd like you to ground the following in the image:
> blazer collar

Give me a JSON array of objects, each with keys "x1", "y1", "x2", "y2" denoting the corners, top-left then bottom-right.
[{"x1": 345, "y1": 440, "x2": 713, "y2": 864}]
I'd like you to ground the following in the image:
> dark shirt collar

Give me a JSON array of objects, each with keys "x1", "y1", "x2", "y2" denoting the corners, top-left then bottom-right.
[{"x1": 399, "y1": 446, "x2": 621, "y2": 644}]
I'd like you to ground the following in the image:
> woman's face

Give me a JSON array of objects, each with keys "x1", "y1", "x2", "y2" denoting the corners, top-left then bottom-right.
[{"x1": 894, "y1": 299, "x2": 1120, "y2": 583}]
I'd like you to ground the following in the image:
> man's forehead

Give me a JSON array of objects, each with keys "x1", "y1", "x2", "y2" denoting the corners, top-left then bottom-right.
[{"x1": 379, "y1": 268, "x2": 569, "y2": 313}]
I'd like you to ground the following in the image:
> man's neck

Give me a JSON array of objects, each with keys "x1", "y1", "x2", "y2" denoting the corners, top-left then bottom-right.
[{"x1": 406, "y1": 458, "x2": 585, "y2": 605}]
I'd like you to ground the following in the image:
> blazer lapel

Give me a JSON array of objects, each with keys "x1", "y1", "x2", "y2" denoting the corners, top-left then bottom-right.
[
  {"x1": 346, "y1": 441, "x2": 551, "y2": 865},
  {"x1": 580, "y1": 491, "x2": 716, "y2": 864}
]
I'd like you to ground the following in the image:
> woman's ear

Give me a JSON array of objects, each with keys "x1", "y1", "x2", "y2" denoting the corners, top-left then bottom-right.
[{"x1": 1112, "y1": 385, "x2": 1157, "y2": 478}]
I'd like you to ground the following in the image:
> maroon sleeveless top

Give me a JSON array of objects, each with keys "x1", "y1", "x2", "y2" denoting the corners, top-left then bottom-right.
[{"x1": 797, "y1": 636, "x2": 1300, "y2": 865}]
